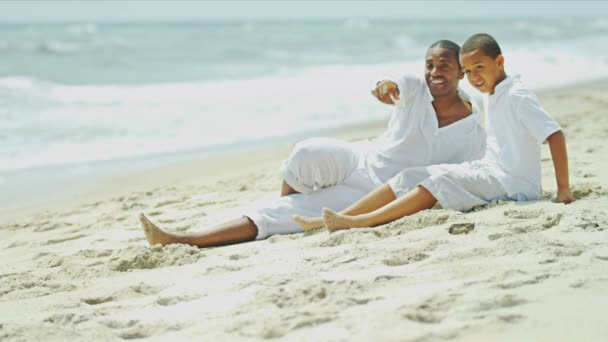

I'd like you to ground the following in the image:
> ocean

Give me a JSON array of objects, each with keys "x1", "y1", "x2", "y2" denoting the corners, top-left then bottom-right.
[{"x1": 2, "y1": 18, "x2": 608, "y2": 207}]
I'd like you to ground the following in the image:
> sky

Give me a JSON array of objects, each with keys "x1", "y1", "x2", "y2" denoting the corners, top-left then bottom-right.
[{"x1": 0, "y1": 1, "x2": 605, "y2": 23}]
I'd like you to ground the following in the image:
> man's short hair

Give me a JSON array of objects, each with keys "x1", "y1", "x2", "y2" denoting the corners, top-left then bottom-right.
[
  {"x1": 428, "y1": 40, "x2": 461, "y2": 68},
  {"x1": 461, "y1": 33, "x2": 502, "y2": 59}
]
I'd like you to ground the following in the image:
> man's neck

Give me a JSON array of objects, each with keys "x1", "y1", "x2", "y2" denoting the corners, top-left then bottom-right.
[{"x1": 432, "y1": 92, "x2": 465, "y2": 118}]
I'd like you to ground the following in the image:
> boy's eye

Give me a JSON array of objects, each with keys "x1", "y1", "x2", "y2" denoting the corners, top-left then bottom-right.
[{"x1": 476, "y1": 65, "x2": 483, "y2": 70}]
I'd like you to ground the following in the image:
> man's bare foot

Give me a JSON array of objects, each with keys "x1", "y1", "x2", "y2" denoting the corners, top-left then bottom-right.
[
  {"x1": 139, "y1": 213, "x2": 174, "y2": 246},
  {"x1": 322, "y1": 208, "x2": 365, "y2": 232},
  {"x1": 292, "y1": 214, "x2": 324, "y2": 231}
]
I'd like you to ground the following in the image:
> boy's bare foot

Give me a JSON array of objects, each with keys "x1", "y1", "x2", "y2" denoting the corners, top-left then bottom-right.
[
  {"x1": 292, "y1": 214, "x2": 324, "y2": 231},
  {"x1": 322, "y1": 208, "x2": 364, "y2": 232},
  {"x1": 139, "y1": 213, "x2": 173, "y2": 246}
]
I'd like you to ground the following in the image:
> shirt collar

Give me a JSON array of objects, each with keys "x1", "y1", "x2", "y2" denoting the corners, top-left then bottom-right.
[{"x1": 491, "y1": 74, "x2": 518, "y2": 98}]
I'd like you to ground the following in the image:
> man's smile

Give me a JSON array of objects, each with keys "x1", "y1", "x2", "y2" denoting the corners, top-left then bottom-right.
[{"x1": 429, "y1": 78, "x2": 446, "y2": 85}]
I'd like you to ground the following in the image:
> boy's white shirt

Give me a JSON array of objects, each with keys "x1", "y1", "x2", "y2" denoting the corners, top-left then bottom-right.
[
  {"x1": 364, "y1": 75, "x2": 487, "y2": 185},
  {"x1": 483, "y1": 75, "x2": 561, "y2": 200}
]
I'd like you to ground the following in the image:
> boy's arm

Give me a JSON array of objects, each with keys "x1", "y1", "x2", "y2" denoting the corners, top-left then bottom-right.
[{"x1": 546, "y1": 130, "x2": 574, "y2": 204}]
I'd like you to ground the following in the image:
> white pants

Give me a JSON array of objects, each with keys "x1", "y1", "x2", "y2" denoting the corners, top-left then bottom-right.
[
  {"x1": 244, "y1": 138, "x2": 378, "y2": 239},
  {"x1": 388, "y1": 161, "x2": 510, "y2": 212}
]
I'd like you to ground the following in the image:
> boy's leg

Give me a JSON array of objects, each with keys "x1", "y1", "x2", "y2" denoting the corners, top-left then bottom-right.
[
  {"x1": 140, "y1": 214, "x2": 257, "y2": 247},
  {"x1": 323, "y1": 186, "x2": 437, "y2": 231},
  {"x1": 293, "y1": 184, "x2": 396, "y2": 230},
  {"x1": 340, "y1": 184, "x2": 398, "y2": 215}
]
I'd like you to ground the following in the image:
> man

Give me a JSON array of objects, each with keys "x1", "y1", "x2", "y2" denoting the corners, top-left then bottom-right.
[{"x1": 140, "y1": 40, "x2": 487, "y2": 247}]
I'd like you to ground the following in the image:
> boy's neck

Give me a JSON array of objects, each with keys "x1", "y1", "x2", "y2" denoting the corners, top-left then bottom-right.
[{"x1": 490, "y1": 72, "x2": 508, "y2": 95}]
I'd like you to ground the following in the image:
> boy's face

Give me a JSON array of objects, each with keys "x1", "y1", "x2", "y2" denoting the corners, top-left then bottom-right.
[
  {"x1": 460, "y1": 49, "x2": 505, "y2": 94},
  {"x1": 424, "y1": 47, "x2": 464, "y2": 98}
]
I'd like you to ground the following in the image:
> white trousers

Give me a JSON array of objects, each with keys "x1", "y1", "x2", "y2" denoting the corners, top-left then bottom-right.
[{"x1": 244, "y1": 138, "x2": 378, "y2": 239}]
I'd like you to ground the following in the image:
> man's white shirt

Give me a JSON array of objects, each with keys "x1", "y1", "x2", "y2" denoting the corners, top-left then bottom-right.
[{"x1": 365, "y1": 75, "x2": 487, "y2": 185}]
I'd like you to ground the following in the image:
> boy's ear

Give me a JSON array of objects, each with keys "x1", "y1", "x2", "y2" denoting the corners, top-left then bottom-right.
[{"x1": 496, "y1": 55, "x2": 505, "y2": 69}]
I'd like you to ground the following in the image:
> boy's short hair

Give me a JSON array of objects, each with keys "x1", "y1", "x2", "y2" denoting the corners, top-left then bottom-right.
[
  {"x1": 461, "y1": 33, "x2": 502, "y2": 59},
  {"x1": 428, "y1": 40, "x2": 461, "y2": 68}
]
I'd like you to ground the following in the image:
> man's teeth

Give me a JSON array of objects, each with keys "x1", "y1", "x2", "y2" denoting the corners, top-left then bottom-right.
[{"x1": 431, "y1": 80, "x2": 445, "y2": 84}]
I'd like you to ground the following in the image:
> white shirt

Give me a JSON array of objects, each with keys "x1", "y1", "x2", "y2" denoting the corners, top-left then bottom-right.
[
  {"x1": 483, "y1": 75, "x2": 561, "y2": 200},
  {"x1": 365, "y1": 75, "x2": 487, "y2": 184}
]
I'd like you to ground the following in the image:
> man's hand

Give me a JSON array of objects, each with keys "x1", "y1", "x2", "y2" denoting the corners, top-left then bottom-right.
[
  {"x1": 555, "y1": 187, "x2": 575, "y2": 204},
  {"x1": 372, "y1": 80, "x2": 400, "y2": 105}
]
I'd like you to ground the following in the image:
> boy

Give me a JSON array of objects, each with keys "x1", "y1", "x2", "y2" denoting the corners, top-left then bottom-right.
[{"x1": 294, "y1": 33, "x2": 574, "y2": 232}]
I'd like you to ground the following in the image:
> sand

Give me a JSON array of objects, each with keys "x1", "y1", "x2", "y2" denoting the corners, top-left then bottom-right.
[{"x1": 1, "y1": 80, "x2": 608, "y2": 341}]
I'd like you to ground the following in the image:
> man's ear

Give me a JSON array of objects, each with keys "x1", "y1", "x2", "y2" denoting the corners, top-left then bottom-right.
[
  {"x1": 496, "y1": 55, "x2": 505, "y2": 69},
  {"x1": 458, "y1": 68, "x2": 465, "y2": 80}
]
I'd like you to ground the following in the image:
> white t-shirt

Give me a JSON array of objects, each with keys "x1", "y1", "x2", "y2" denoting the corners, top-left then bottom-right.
[
  {"x1": 364, "y1": 75, "x2": 487, "y2": 184},
  {"x1": 482, "y1": 75, "x2": 561, "y2": 200}
]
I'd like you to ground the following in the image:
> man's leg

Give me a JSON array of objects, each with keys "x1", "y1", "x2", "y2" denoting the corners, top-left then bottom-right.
[
  {"x1": 140, "y1": 214, "x2": 257, "y2": 247},
  {"x1": 280, "y1": 180, "x2": 299, "y2": 197},
  {"x1": 280, "y1": 137, "x2": 359, "y2": 196}
]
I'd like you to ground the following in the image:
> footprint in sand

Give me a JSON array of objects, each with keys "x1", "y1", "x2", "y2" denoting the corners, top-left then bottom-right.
[
  {"x1": 503, "y1": 209, "x2": 544, "y2": 219},
  {"x1": 34, "y1": 221, "x2": 70, "y2": 232},
  {"x1": 497, "y1": 314, "x2": 525, "y2": 323},
  {"x1": 110, "y1": 245, "x2": 204, "y2": 272},
  {"x1": 155, "y1": 294, "x2": 205, "y2": 306},
  {"x1": 571, "y1": 183, "x2": 608, "y2": 199},
  {"x1": 488, "y1": 232, "x2": 512, "y2": 241},
  {"x1": 44, "y1": 312, "x2": 92, "y2": 325},
  {"x1": 401, "y1": 293, "x2": 459, "y2": 323},
  {"x1": 83, "y1": 283, "x2": 165, "y2": 305},
  {"x1": 121, "y1": 202, "x2": 144, "y2": 211},
  {"x1": 495, "y1": 273, "x2": 553, "y2": 290},
  {"x1": 45, "y1": 234, "x2": 87, "y2": 245},
  {"x1": 382, "y1": 252, "x2": 429, "y2": 267},
  {"x1": 475, "y1": 294, "x2": 527, "y2": 311},
  {"x1": 154, "y1": 198, "x2": 184, "y2": 208},
  {"x1": 448, "y1": 222, "x2": 475, "y2": 235},
  {"x1": 508, "y1": 213, "x2": 563, "y2": 234}
]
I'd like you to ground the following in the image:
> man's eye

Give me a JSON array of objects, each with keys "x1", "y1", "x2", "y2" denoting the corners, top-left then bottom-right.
[
  {"x1": 426, "y1": 64, "x2": 433, "y2": 69},
  {"x1": 441, "y1": 64, "x2": 449, "y2": 69}
]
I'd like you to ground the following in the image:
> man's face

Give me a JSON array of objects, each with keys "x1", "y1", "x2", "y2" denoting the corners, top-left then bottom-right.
[
  {"x1": 424, "y1": 47, "x2": 464, "y2": 98},
  {"x1": 460, "y1": 48, "x2": 505, "y2": 94}
]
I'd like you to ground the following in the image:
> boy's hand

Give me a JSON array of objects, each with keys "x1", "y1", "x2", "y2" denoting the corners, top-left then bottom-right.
[
  {"x1": 372, "y1": 81, "x2": 400, "y2": 105},
  {"x1": 555, "y1": 187, "x2": 575, "y2": 204}
]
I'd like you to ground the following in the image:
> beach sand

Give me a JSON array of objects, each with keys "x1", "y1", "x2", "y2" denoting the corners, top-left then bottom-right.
[{"x1": 1, "y1": 80, "x2": 608, "y2": 341}]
